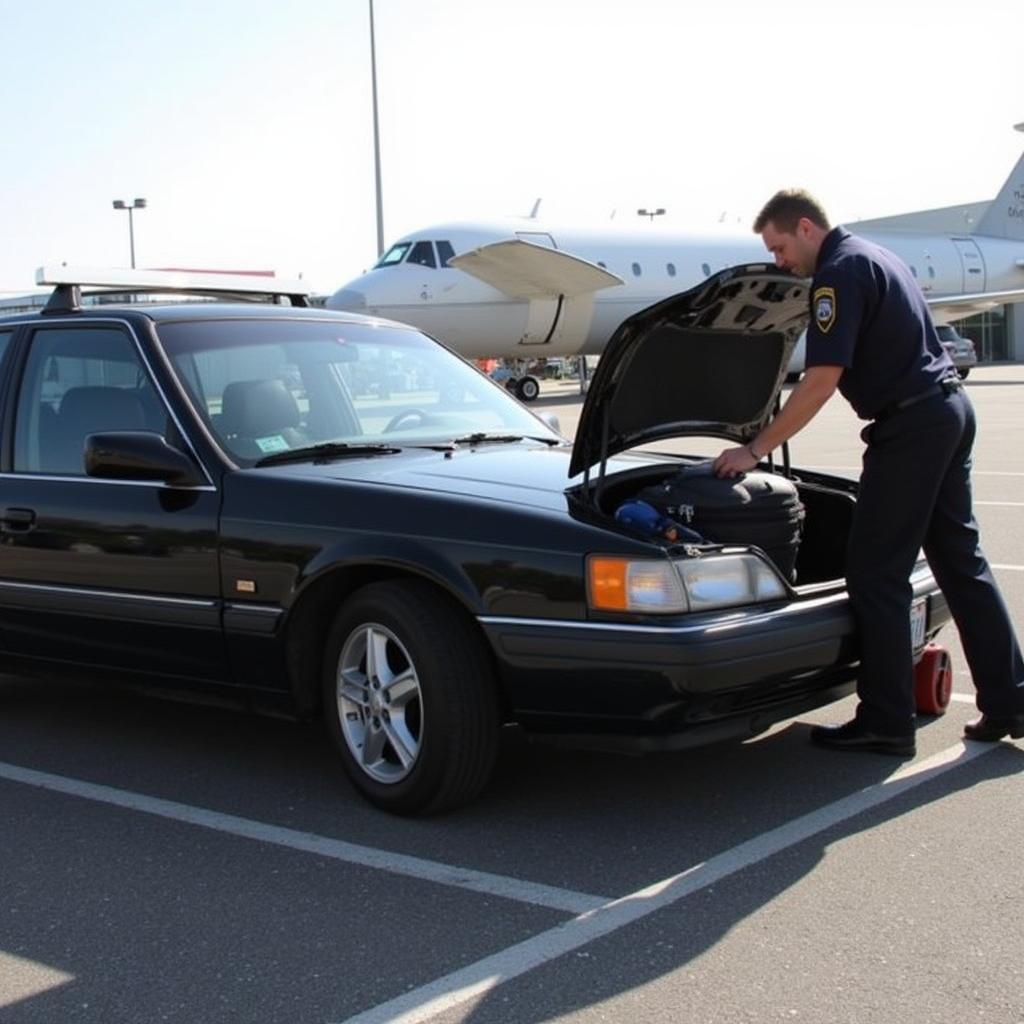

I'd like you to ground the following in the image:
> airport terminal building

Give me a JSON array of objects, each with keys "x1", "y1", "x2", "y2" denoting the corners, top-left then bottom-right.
[{"x1": 958, "y1": 305, "x2": 1019, "y2": 362}]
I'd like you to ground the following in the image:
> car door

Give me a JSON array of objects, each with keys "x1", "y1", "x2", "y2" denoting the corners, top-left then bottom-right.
[{"x1": 0, "y1": 320, "x2": 228, "y2": 683}]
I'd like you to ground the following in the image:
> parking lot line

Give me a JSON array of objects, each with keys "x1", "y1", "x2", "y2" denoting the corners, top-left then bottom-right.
[
  {"x1": 992, "y1": 564, "x2": 1024, "y2": 571},
  {"x1": 336, "y1": 740, "x2": 1001, "y2": 1024},
  {"x1": 0, "y1": 761, "x2": 606, "y2": 915},
  {"x1": 0, "y1": 952, "x2": 74, "y2": 1010}
]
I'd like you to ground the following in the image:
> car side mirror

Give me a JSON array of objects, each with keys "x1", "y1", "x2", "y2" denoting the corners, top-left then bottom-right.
[{"x1": 84, "y1": 431, "x2": 205, "y2": 487}]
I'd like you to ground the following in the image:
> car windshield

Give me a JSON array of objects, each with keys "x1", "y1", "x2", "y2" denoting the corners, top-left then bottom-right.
[{"x1": 155, "y1": 317, "x2": 561, "y2": 465}]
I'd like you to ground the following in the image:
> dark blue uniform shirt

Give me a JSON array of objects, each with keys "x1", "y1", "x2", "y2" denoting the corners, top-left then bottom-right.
[{"x1": 805, "y1": 227, "x2": 953, "y2": 419}]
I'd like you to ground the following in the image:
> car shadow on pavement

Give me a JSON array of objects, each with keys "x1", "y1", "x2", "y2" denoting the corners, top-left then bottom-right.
[
  {"x1": 0, "y1": 676, "x2": 998, "y2": 889},
  {"x1": 1, "y1": 676, "x2": 1020, "y2": 1023}
]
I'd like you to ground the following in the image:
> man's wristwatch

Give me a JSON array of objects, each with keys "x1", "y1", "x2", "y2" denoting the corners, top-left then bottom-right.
[{"x1": 746, "y1": 442, "x2": 763, "y2": 461}]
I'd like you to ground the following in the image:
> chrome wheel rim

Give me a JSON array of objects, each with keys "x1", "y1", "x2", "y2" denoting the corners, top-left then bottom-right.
[{"x1": 337, "y1": 622, "x2": 422, "y2": 783}]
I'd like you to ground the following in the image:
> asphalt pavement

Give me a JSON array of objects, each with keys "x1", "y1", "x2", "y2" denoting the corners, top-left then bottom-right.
[{"x1": 1, "y1": 365, "x2": 1022, "y2": 1024}]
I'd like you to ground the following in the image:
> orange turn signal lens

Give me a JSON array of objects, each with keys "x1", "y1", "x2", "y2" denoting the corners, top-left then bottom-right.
[
  {"x1": 587, "y1": 556, "x2": 630, "y2": 611},
  {"x1": 586, "y1": 556, "x2": 688, "y2": 612}
]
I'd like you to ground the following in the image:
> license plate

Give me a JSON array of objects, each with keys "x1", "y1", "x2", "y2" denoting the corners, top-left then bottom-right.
[{"x1": 910, "y1": 599, "x2": 927, "y2": 650}]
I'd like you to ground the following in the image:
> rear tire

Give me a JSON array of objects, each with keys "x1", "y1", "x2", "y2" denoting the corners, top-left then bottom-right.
[{"x1": 322, "y1": 580, "x2": 499, "y2": 814}]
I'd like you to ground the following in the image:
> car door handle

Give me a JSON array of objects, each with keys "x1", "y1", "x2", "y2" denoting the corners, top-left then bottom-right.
[{"x1": 1, "y1": 507, "x2": 37, "y2": 532}]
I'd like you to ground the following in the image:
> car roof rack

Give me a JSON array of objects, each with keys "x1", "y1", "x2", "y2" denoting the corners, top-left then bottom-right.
[{"x1": 35, "y1": 266, "x2": 312, "y2": 315}]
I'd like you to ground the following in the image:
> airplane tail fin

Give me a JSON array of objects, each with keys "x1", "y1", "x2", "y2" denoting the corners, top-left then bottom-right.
[{"x1": 973, "y1": 148, "x2": 1024, "y2": 239}]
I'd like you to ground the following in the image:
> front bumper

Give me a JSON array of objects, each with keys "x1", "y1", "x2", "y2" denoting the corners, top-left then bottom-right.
[{"x1": 479, "y1": 568, "x2": 950, "y2": 752}]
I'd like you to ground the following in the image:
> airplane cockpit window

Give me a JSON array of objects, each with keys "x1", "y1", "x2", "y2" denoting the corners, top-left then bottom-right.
[
  {"x1": 374, "y1": 242, "x2": 412, "y2": 269},
  {"x1": 407, "y1": 241, "x2": 437, "y2": 268},
  {"x1": 436, "y1": 241, "x2": 455, "y2": 267}
]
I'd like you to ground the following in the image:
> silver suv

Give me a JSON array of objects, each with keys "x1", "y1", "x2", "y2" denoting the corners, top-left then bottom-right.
[{"x1": 936, "y1": 324, "x2": 978, "y2": 379}]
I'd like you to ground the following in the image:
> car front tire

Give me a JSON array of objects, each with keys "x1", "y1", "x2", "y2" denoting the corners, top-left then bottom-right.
[{"x1": 322, "y1": 580, "x2": 499, "y2": 814}]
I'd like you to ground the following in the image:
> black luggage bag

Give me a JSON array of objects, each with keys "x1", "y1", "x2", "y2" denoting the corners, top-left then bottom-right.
[{"x1": 637, "y1": 467, "x2": 805, "y2": 581}]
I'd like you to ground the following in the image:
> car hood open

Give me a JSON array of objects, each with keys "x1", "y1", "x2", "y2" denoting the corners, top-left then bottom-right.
[{"x1": 569, "y1": 264, "x2": 809, "y2": 477}]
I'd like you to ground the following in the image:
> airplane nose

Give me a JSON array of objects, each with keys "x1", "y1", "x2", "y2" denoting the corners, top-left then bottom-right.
[{"x1": 327, "y1": 288, "x2": 366, "y2": 311}]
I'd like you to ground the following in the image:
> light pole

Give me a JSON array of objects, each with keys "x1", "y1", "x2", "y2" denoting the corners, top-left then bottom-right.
[
  {"x1": 112, "y1": 197, "x2": 147, "y2": 268},
  {"x1": 369, "y1": 0, "x2": 385, "y2": 256},
  {"x1": 638, "y1": 207, "x2": 665, "y2": 223}
]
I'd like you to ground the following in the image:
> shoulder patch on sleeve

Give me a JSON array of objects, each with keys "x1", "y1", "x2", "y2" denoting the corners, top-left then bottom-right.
[{"x1": 813, "y1": 286, "x2": 836, "y2": 334}]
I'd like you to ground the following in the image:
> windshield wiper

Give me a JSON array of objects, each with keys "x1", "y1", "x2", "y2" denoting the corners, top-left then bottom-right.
[
  {"x1": 448, "y1": 432, "x2": 561, "y2": 447},
  {"x1": 254, "y1": 442, "x2": 400, "y2": 467}
]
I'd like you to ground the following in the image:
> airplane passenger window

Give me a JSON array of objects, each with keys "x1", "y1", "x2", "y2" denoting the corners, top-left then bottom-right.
[
  {"x1": 631, "y1": 263, "x2": 641, "y2": 277},
  {"x1": 374, "y1": 243, "x2": 412, "y2": 268},
  {"x1": 436, "y1": 241, "x2": 455, "y2": 267},
  {"x1": 911, "y1": 266, "x2": 918, "y2": 278},
  {"x1": 667, "y1": 263, "x2": 676, "y2": 277},
  {"x1": 701, "y1": 263, "x2": 711, "y2": 277},
  {"x1": 407, "y1": 241, "x2": 437, "y2": 268},
  {"x1": 597, "y1": 261, "x2": 607, "y2": 268},
  {"x1": 928, "y1": 265, "x2": 936, "y2": 279}
]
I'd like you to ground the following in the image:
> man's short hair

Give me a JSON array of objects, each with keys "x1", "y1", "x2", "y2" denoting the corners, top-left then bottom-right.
[{"x1": 753, "y1": 190, "x2": 831, "y2": 234}]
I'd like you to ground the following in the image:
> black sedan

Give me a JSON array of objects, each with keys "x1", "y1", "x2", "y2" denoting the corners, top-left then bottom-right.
[{"x1": 0, "y1": 266, "x2": 950, "y2": 813}]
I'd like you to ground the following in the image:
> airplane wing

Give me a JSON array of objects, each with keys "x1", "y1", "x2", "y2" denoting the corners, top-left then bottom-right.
[
  {"x1": 448, "y1": 239, "x2": 624, "y2": 299},
  {"x1": 927, "y1": 286, "x2": 1024, "y2": 323}
]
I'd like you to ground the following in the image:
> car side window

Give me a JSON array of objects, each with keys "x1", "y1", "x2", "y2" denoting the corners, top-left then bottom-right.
[{"x1": 13, "y1": 326, "x2": 164, "y2": 476}]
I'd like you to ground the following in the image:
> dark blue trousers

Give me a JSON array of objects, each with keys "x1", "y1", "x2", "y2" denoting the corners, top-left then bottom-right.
[{"x1": 846, "y1": 387, "x2": 1024, "y2": 733}]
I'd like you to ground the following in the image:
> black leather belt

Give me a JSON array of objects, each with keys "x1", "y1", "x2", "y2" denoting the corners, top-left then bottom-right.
[{"x1": 875, "y1": 377, "x2": 962, "y2": 422}]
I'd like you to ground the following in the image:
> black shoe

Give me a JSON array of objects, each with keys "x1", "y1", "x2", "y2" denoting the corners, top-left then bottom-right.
[
  {"x1": 963, "y1": 713, "x2": 1024, "y2": 742},
  {"x1": 810, "y1": 720, "x2": 916, "y2": 756}
]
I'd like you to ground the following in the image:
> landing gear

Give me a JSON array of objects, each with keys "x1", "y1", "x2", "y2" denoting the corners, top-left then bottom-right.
[
  {"x1": 515, "y1": 375, "x2": 540, "y2": 402},
  {"x1": 913, "y1": 643, "x2": 953, "y2": 715},
  {"x1": 500, "y1": 374, "x2": 541, "y2": 402}
]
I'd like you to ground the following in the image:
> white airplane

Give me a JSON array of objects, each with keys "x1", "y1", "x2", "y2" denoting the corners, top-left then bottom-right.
[{"x1": 328, "y1": 145, "x2": 1024, "y2": 400}]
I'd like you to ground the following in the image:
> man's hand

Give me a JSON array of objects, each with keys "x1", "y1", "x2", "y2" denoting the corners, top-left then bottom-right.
[
  {"x1": 713, "y1": 445, "x2": 757, "y2": 479},
  {"x1": 711, "y1": 366, "x2": 843, "y2": 481}
]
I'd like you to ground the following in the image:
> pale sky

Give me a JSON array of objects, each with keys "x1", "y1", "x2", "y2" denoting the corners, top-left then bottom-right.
[{"x1": 1, "y1": 0, "x2": 1021, "y2": 296}]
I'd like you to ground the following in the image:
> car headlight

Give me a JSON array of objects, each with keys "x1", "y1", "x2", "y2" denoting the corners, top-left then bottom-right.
[
  {"x1": 587, "y1": 553, "x2": 785, "y2": 614},
  {"x1": 673, "y1": 552, "x2": 786, "y2": 611}
]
